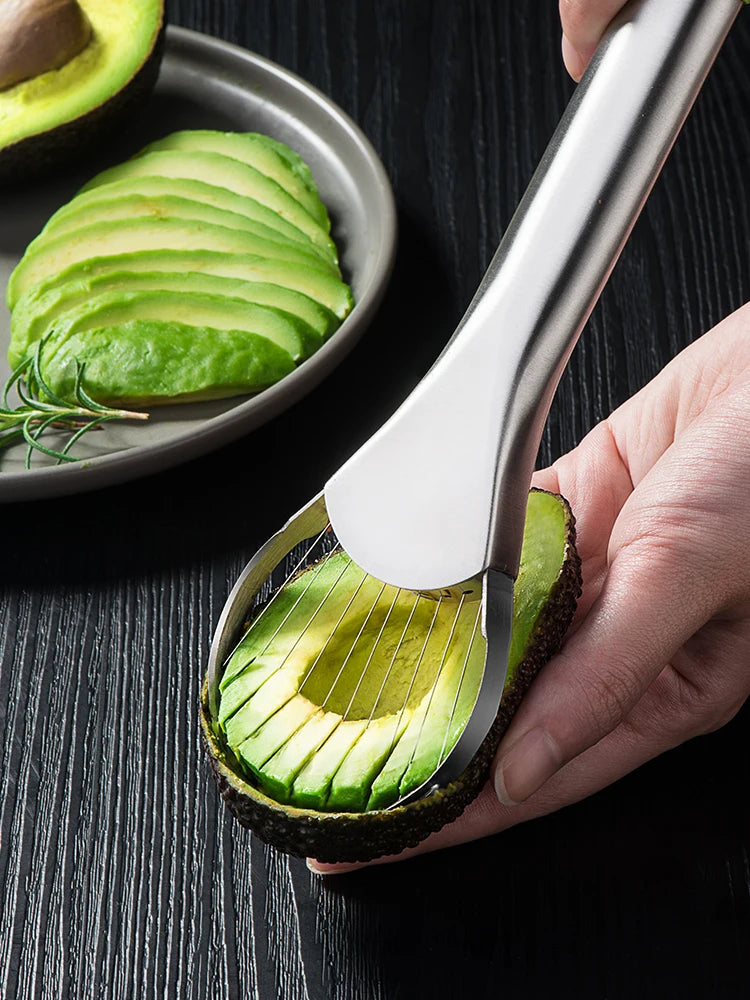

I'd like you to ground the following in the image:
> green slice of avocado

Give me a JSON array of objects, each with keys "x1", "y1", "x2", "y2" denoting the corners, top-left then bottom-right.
[
  {"x1": 254, "y1": 709, "x2": 342, "y2": 803},
  {"x1": 6, "y1": 216, "x2": 341, "y2": 309},
  {"x1": 10, "y1": 271, "x2": 340, "y2": 369},
  {"x1": 203, "y1": 490, "x2": 582, "y2": 862},
  {"x1": 39, "y1": 185, "x2": 336, "y2": 267},
  {"x1": 12, "y1": 250, "x2": 353, "y2": 321},
  {"x1": 0, "y1": 0, "x2": 165, "y2": 182},
  {"x1": 78, "y1": 149, "x2": 334, "y2": 258},
  {"x1": 39, "y1": 320, "x2": 296, "y2": 404},
  {"x1": 41, "y1": 287, "x2": 320, "y2": 360},
  {"x1": 141, "y1": 131, "x2": 330, "y2": 231},
  {"x1": 237, "y1": 695, "x2": 318, "y2": 776},
  {"x1": 290, "y1": 719, "x2": 368, "y2": 810}
]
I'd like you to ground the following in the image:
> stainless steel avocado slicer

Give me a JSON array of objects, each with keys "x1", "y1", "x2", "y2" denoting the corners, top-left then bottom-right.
[{"x1": 208, "y1": 0, "x2": 743, "y2": 808}]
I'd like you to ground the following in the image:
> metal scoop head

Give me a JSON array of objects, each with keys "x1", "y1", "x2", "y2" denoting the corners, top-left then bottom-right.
[{"x1": 207, "y1": 493, "x2": 513, "y2": 809}]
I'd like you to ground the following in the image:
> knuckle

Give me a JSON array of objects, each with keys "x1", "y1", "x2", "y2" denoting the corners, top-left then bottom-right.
[
  {"x1": 655, "y1": 665, "x2": 745, "y2": 740},
  {"x1": 693, "y1": 695, "x2": 745, "y2": 737},
  {"x1": 577, "y1": 663, "x2": 643, "y2": 736}
]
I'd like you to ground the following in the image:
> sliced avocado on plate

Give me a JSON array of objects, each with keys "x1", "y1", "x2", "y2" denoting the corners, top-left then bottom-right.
[
  {"x1": 13, "y1": 249, "x2": 353, "y2": 320},
  {"x1": 202, "y1": 489, "x2": 582, "y2": 863},
  {"x1": 141, "y1": 130, "x2": 330, "y2": 229},
  {"x1": 6, "y1": 128, "x2": 354, "y2": 408},
  {"x1": 40, "y1": 321, "x2": 297, "y2": 405},
  {"x1": 10, "y1": 272, "x2": 340, "y2": 367},
  {"x1": 78, "y1": 149, "x2": 335, "y2": 256},
  {"x1": 39, "y1": 187, "x2": 335, "y2": 266}
]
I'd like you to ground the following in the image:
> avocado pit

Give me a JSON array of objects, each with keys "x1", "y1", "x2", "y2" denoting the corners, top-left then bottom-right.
[{"x1": 0, "y1": 0, "x2": 92, "y2": 90}]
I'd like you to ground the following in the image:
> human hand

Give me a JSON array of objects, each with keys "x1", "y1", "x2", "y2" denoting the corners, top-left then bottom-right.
[
  {"x1": 310, "y1": 302, "x2": 750, "y2": 873},
  {"x1": 559, "y1": 0, "x2": 629, "y2": 80}
]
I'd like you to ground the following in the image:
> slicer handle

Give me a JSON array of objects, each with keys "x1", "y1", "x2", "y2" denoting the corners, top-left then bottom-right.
[
  {"x1": 482, "y1": 0, "x2": 742, "y2": 576},
  {"x1": 325, "y1": 0, "x2": 741, "y2": 592}
]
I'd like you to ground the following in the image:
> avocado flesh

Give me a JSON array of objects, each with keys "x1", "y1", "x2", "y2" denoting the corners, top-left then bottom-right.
[
  {"x1": 12, "y1": 250, "x2": 353, "y2": 321},
  {"x1": 0, "y1": 0, "x2": 164, "y2": 175},
  {"x1": 39, "y1": 320, "x2": 295, "y2": 404},
  {"x1": 78, "y1": 149, "x2": 335, "y2": 260},
  {"x1": 203, "y1": 490, "x2": 581, "y2": 861},
  {"x1": 216, "y1": 491, "x2": 572, "y2": 817},
  {"x1": 6, "y1": 216, "x2": 340, "y2": 309},
  {"x1": 10, "y1": 272, "x2": 339, "y2": 368},
  {"x1": 142, "y1": 131, "x2": 329, "y2": 230},
  {"x1": 237, "y1": 695, "x2": 318, "y2": 779},
  {"x1": 42, "y1": 287, "x2": 319, "y2": 360},
  {"x1": 253, "y1": 709, "x2": 342, "y2": 803},
  {"x1": 39, "y1": 187, "x2": 335, "y2": 267}
]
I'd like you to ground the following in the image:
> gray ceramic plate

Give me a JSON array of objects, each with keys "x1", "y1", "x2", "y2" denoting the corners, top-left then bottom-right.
[{"x1": 0, "y1": 26, "x2": 396, "y2": 502}]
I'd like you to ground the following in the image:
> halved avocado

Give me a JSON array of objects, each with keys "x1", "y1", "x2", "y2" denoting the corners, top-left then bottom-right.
[
  {"x1": 0, "y1": 0, "x2": 165, "y2": 182},
  {"x1": 201, "y1": 489, "x2": 582, "y2": 863}
]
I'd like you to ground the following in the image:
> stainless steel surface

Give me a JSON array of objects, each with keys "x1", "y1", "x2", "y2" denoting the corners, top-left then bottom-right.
[
  {"x1": 324, "y1": 0, "x2": 740, "y2": 593},
  {"x1": 0, "y1": 27, "x2": 397, "y2": 501},
  {"x1": 207, "y1": 492, "x2": 328, "y2": 720},
  {"x1": 390, "y1": 568, "x2": 513, "y2": 807}
]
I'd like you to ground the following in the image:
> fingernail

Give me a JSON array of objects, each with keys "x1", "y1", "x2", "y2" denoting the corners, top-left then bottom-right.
[
  {"x1": 306, "y1": 859, "x2": 358, "y2": 875},
  {"x1": 561, "y1": 34, "x2": 585, "y2": 82},
  {"x1": 494, "y1": 727, "x2": 562, "y2": 805}
]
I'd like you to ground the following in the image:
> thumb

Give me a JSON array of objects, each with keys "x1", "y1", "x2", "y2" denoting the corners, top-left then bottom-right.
[{"x1": 492, "y1": 497, "x2": 723, "y2": 806}]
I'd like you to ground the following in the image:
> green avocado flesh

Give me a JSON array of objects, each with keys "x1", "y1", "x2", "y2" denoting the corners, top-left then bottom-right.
[
  {"x1": 8, "y1": 216, "x2": 337, "y2": 308},
  {"x1": 215, "y1": 490, "x2": 570, "y2": 815},
  {"x1": 9, "y1": 272, "x2": 339, "y2": 368},
  {"x1": 78, "y1": 149, "x2": 335, "y2": 259},
  {"x1": 39, "y1": 187, "x2": 335, "y2": 266},
  {"x1": 0, "y1": 0, "x2": 164, "y2": 180},
  {"x1": 141, "y1": 131, "x2": 329, "y2": 229},
  {"x1": 6, "y1": 130, "x2": 353, "y2": 406}
]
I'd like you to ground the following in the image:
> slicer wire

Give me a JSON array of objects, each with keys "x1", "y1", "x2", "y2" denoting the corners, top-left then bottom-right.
[{"x1": 220, "y1": 525, "x2": 491, "y2": 805}]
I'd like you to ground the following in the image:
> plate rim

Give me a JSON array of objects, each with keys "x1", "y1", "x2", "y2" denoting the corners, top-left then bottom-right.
[{"x1": 0, "y1": 24, "x2": 397, "y2": 502}]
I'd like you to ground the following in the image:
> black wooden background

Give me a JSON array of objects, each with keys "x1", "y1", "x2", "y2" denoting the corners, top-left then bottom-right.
[{"x1": 2, "y1": 2, "x2": 750, "y2": 997}]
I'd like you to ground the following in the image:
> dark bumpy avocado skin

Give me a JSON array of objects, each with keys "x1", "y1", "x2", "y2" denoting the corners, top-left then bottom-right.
[
  {"x1": 0, "y1": 17, "x2": 165, "y2": 184},
  {"x1": 201, "y1": 492, "x2": 582, "y2": 863}
]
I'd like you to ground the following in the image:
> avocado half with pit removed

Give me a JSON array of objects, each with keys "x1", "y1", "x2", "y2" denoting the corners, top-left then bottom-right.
[
  {"x1": 201, "y1": 489, "x2": 582, "y2": 863},
  {"x1": 0, "y1": 0, "x2": 165, "y2": 182}
]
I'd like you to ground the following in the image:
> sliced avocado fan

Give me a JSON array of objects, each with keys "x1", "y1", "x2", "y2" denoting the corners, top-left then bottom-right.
[
  {"x1": 202, "y1": 489, "x2": 582, "y2": 862},
  {"x1": 6, "y1": 129, "x2": 354, "y2": 406}
]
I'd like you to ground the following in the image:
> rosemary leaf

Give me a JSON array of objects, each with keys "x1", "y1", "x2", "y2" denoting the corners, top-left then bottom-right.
[{"x1": 0, "y1": 338, "x2": 149, "y2": 467}]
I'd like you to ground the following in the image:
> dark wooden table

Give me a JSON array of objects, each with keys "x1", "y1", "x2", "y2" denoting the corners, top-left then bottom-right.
[{"x1": 3, "y1": 2, "x2": 750, "y2": 997}]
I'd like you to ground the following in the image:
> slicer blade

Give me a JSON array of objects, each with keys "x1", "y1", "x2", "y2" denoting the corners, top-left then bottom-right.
[{"x1": 388, "y1": 568, "x2": 513, "y2": 808}]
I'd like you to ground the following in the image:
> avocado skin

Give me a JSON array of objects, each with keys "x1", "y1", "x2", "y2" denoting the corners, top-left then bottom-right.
[
  {"x1": 201, "y1": 491, "x2": 582, "y2": 863},
  {"x1": 0, "y1": 14, "x2": 165, "y2": 184}
]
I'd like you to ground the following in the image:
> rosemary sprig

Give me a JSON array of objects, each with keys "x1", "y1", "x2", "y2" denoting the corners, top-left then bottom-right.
[{"x1": 0, "y1": 338, "x2": 149, "y2": 469}]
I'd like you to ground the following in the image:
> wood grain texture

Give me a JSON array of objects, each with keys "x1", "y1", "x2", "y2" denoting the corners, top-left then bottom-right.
[{"x1": 2, "y1": 1, "x2": 750, "y2": 997}]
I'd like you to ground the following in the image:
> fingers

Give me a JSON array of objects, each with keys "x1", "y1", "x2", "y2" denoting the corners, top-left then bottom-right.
[
  {"x1": 493, "y1": 493, "x2": 727, "y2": 805},
  {"x1": 559, "y1": 0, "x2": 630, "y2": 79},
  {"x1": 310, "y1": 621, "x2": 750, "y2": 873}
]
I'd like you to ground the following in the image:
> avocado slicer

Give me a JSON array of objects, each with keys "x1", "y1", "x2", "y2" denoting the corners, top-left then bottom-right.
[{"x1": 208, "y1": 0, "x2": 743, "y2": 810}]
